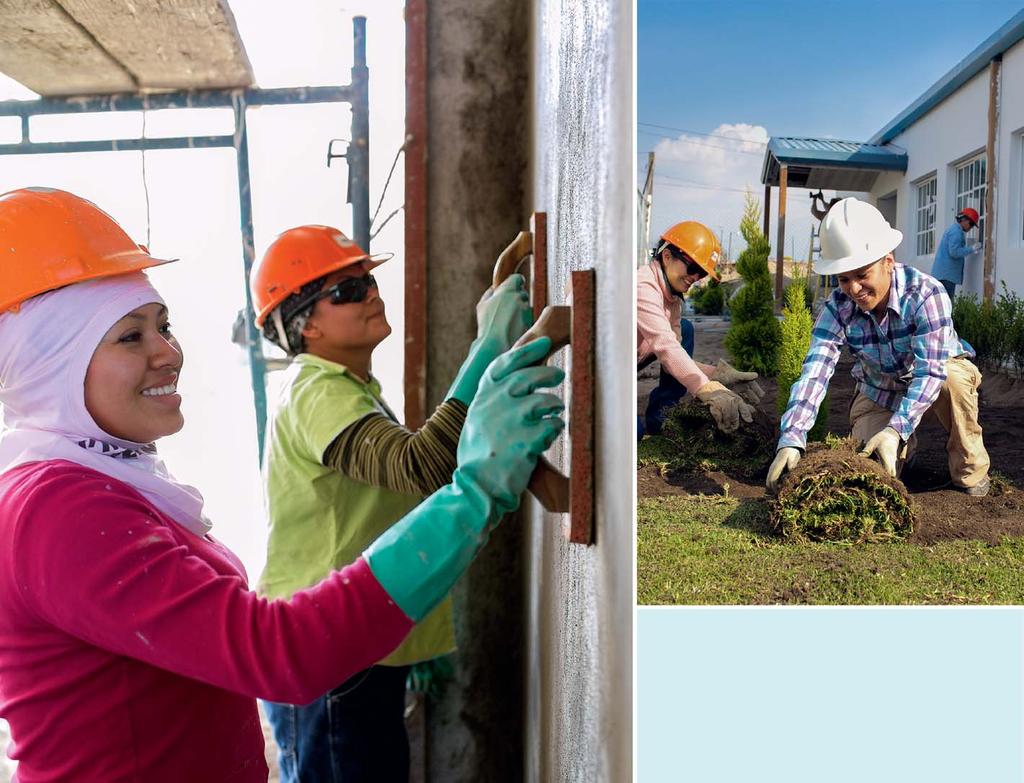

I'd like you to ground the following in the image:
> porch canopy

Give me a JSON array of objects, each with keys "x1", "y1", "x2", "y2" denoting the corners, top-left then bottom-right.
[{"x1": 760, "y1": 136, "x2": 908, "y2": 305}]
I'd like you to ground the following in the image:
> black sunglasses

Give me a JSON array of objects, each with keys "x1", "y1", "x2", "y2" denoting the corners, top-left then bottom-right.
[
  {"x1": 294, "y1": 273, "x2": 378, "y2": 311},
  {"x1": 676, "y1": 252, "x2": 708, "y2": 280}
]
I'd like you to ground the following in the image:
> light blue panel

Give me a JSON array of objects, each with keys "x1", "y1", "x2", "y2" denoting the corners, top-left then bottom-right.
[{"x1": 638, "y1": 608, "x2": 1023, "y2": 783}]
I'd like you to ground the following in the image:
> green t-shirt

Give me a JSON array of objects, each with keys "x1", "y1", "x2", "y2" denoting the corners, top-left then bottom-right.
[{"x1": 257, "y1": 353, "x2": 455, "y2": 666}]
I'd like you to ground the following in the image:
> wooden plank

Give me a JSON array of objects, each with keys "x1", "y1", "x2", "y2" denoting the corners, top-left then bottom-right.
[
  {"x1": 0, "y1": 0, "x2": 134, "y2": 95},
  {"x1": 567, "y1": 269, "x2": 595, "y2": 545},
  {"x1": 404, "y1": 0, "x2": 428, "y2": 429},
  {"x1": 984, "y1": 56, "x2": 1001, "y2": 303},
  {"x1": 763, "y1": 182, "x2": 771, "y2": 240},
  {"x1": 776, "y1": 164, "x2": 787, "y2": 310},
  {"x1": 0, "y1": 0, "x2": 253, "y2": 97},
  {"x1": 530, "y1": 211, "x2": 548, "y2": 319}
]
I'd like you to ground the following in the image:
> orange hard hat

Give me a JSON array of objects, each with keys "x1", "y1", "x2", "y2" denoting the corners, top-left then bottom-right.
[
  {"x1": 658, "y1": 221, "x2": 722, "y2": 281},
  {"x1": 250, "y1": 225, "x2": 391, "y2": 327},
  {"x1": 0, "y1": 187, "x2": 174, "y2": 315}
]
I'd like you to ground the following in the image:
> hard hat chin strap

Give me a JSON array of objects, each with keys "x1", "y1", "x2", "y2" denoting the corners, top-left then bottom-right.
[{"x1": 270, "y1": 306, "x2": 293, "y2": 354}]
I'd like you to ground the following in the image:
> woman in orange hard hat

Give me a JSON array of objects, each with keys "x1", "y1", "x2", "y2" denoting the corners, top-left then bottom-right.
[
  {"x1": 0, "y1": 187, "x2": 563, "y2": 781},
  {"x1": 637, "y1": 219, "x2": 764, "y2": 438},
  {"x1": 250, "y1": 225, "x2": 536, "y2": 782}
]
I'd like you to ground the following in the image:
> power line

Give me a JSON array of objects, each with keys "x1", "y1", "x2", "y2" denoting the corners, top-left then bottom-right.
[
  {"x1": 638, "y1": 129, "x2": 767, "y2": 157},
  {"x1": 652, "y1": 174, "x2": 827, "y2": 199},
  {"x1": 639, "y1": 121, "x2": 769, "y2": 146}
]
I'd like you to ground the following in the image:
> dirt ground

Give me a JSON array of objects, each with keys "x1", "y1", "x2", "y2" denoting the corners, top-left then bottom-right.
[{"x1": 639, "y1": 317, "x2": 1024, "y2": 545}]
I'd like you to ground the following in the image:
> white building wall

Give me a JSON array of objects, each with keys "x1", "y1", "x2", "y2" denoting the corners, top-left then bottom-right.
[
  {"x1": 868, "y1": 38, "x2": 1024, "y2": 299},
  {"x1": 526, "y1": 0, "x2": 633, "y2": 780}
]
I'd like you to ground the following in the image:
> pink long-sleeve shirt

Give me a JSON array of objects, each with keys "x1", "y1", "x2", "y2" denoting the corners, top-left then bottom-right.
[
  {"x1": 636, "y1": 259, "x2": 715, "y2": 392},
  {"x1": 0, "y1": 460, "x2": 414, "y2": 782}
]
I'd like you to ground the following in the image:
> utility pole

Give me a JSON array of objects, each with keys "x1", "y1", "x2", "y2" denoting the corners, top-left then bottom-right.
[
  {"x1": 728, "y1": 231, "x2": 733, "y2": 262},
  {"x1": 638, "y1": 151, "x2": 655, "y2": 266}
]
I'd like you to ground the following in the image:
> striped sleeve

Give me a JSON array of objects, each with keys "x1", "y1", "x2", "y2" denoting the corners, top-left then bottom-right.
[
  {"x1": 778, "y1": 298, "x2": 847, "y2": 450},
  {"x1": 323, "y1": 399, "x2": 468, "y2": 495},
  {"x1": 888, "y1": 289, "x2": 953, "y2": 439}
]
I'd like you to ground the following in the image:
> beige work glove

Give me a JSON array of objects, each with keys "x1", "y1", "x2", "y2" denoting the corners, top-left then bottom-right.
[
  {"x1": 714, "y1": 359, "x2": 765, "y2": 406},
  {"x1": 859, "y1": 427, "x2": 901, "y2": 477},
  {"x1": 694, "y1": 381, "x2": 755, "y2": 434},
  {"x1": 766, "y1": 447, "x2": 801, "y2": 494}
]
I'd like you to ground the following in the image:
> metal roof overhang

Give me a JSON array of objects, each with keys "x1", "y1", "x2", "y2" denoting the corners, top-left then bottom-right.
[
  {"x1": 0, "y1": 0, "x2": 254, "y2": 96},
  {"x1": 760, "y1": 137, "x2": 908, "y2": 192}
]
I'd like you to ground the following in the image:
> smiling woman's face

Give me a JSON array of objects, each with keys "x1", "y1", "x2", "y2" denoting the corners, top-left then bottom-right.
[{"x1": 84, "y1": 302, "x2": 185, "y2": 443}]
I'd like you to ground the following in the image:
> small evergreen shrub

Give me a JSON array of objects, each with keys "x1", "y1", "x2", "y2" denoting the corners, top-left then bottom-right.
[
  {"x1": 777, "y1": 281, "x2": 828, "y2": 441},
  {"x1": 952, "y1": 283, "x2": 1024, "y2": 378},
  {"x1": 689, "y1": 278, "x2": 724, "y2": 315}
]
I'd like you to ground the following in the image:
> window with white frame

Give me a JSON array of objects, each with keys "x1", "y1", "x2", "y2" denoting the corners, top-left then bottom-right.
[
  {"x1": 915, "y1": 177, "x2": 937, "y2": 255},
  {"x1": 955, "y1": 155, "x2": 986, "y2": 242}
]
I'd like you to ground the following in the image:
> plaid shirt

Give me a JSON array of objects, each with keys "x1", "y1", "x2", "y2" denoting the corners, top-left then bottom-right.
[{"x1": 778, "y1": 263, "x2": 968, "y2": 449}]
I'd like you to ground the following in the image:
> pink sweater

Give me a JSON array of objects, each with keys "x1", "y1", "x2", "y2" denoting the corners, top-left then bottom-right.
[
  {"x1": 0, "y1": 460, "x2": 414, "y2": 782},
  {"x1": 636, "y1": 259, "x2": 715, "y2": 392}
]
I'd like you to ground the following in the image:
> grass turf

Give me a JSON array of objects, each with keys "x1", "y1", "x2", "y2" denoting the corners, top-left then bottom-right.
[{"x1": 637, "y1": 495, "x2": 1024, "y2": 605}]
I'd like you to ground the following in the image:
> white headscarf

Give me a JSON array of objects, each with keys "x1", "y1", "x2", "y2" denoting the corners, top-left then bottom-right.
[{"x1": 0, "y1": 273, "x2": 211, "y2": 537}]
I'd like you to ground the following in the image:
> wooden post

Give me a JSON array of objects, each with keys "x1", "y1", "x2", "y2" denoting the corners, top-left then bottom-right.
[
  {"x1": 984, "y1": 56, "x2": 1001, "y2": 303},
  {"x1": 763, "y1": 183, "x2": 771, "y2": 240},
  {"x1": 404, "y1": 0, "x2": 428, "y2": 429},
  {"x1": 776, "y1": 164, "x2": 787, "y2": 309}
]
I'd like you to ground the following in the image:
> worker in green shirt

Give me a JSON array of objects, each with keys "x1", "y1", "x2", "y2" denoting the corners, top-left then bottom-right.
[{"x1": 250, "y1": 225, "x2": 534, "y2": 782}]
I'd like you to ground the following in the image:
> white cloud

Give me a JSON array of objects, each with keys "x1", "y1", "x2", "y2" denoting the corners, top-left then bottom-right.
[{"x1": 641, "y1": 123, "x2": 833, "y2": 265}]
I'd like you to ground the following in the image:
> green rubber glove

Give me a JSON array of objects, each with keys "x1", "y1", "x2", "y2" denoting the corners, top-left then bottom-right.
[
  {"x1": 447, "y1": 274, "x2": 533, "y2": 405},
  {"x1": 365, "y1": 337, "x2": 564, "y2": 621},
  {"x1": 407, "y1": 656, "x2": 454, "y2": 700}
]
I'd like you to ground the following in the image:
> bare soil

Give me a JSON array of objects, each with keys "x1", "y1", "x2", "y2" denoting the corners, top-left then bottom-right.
[{"x1": 638, "y1": 317, "x2": 1024, "y2": 545}]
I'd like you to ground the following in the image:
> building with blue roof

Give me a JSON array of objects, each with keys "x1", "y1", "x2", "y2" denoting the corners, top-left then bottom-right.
[{"x1": 762, "y1": 8, "x2": 1024, "y2": 303}]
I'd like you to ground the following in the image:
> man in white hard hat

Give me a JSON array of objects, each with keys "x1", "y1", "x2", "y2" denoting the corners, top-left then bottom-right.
[{"x1": 766, "y1": 197, "x2": 990, "y2": 497}]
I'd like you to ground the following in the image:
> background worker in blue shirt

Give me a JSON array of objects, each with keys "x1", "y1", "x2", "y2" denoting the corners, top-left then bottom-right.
[{"x1": 930, "y1": 207, "x2": 982, "y2": 302}]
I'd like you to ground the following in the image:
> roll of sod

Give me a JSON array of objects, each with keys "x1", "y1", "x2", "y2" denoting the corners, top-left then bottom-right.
[
  {"x1": 659, "y1": 399, "x2": 775, "y2": 479},
  {"x1": 771, "y1": 442, "x2": 914, "y2": 543}
]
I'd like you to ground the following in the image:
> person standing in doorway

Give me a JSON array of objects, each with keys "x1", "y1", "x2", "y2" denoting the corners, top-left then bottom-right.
[{"x1": 931, "y1": 207, "x2": 982, "y2": 302}]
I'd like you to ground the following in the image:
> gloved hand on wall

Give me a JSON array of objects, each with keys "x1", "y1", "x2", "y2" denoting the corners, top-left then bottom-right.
[
  {"x1": 447, "y1": 274, "x2": 533, "y2": 405},
  {"x1": 695, "y1": 381, "x2": 755, "y2": 434},
  {"x1": 365, "y1": 338, "x2": 564, "y2": 622},
  {"x1": 970, "y1": 242, "x2": 983, "y2": 253}
]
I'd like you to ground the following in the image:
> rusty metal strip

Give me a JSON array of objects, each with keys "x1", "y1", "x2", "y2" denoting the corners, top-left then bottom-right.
[
  {"x1": 567, "y1": 269, "x2": 595, "y2": 544},
  {"x1": 775, "y1": 164, "x2": 787, "y2": 310},
  {"x1": 404, "y1": 0, "x2": 428, "y2": 430},
  {"x1": 530, "y1": 211, "x2": 548, "y2": 318},
  {"x1": 984, "y1": 55, "x2": 1001, "y2": 303}
]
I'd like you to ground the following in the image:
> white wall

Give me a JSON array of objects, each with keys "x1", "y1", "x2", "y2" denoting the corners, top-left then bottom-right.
[
  {"x1": 527, "y1": 0, "x2": 633, "y2": 780},
  {"x1": 870, "y1": 38, "x2": 1024, "y2": 299}
]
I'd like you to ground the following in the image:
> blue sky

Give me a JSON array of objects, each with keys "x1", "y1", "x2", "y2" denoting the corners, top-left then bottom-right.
[{"x1": 638, "y1": 0, "x2": 1024, "y2": 258}]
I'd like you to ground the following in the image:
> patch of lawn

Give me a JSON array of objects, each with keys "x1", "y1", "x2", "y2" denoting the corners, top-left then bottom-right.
[{"x1": 637, "y1": 495, "x2": 1024, "y2": 605}]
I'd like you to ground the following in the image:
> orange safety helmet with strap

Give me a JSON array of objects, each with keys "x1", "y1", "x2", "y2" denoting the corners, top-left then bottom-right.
[
  {"x1": 249, "y1": 225, "x2": 391, "y2": 330},
  {"x1": 0, "y1": 187, "x2": 174, "y2": 315},
  {"x1": 656, "y1": 221, "x2": 722, "y2": 281}
]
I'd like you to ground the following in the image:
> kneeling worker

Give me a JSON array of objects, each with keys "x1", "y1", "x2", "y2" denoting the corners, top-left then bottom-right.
[
  {"x1": 767, "y1": 198, "x2": 990, "y2": 496},
  {"x1": 637, "y1": 220, "x2": 763, "y2": 437}
]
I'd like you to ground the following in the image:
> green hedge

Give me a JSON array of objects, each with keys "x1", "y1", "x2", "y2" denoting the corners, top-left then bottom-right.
[{"x1": 952, "y1": 283, "x2": 1024, "y2": 378}]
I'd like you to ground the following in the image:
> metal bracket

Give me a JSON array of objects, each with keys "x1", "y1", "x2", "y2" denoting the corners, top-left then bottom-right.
[
  {"x1": 326, "y1": 138, "x2": 349, "y2": 168},
  {"x1": 491, "y1": 213, "x2": 596, "y2": 545}
]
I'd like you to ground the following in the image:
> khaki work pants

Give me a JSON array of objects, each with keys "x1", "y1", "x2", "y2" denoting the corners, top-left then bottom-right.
[{"x1": 849, "y1": 356, "x2": 990, "y2": 489}]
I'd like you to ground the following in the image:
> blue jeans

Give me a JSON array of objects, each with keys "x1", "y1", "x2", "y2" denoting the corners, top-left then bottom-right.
[
  {"x1": 640, "y1": 318, "x2": 696, "y2": 437},
  {"x1": 263, "y1": 664, "x2": 411, "y2": 783},
  {"x1": 940, "y1": 279, "x2": 957, "y2": 302}
]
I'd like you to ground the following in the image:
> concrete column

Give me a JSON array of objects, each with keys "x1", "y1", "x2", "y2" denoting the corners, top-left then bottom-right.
[{"x1": 422, "y1": 0, "x2": 530, "y2": 780}]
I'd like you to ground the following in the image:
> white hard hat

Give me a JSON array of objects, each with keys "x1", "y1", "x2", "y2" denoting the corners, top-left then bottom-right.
[{"x1": 814, "y1": 197, "x2": 903, "y2": 276}]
